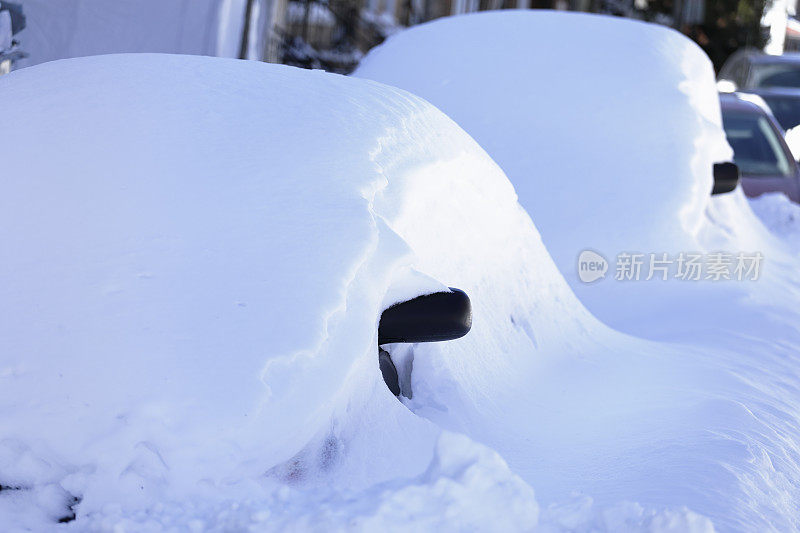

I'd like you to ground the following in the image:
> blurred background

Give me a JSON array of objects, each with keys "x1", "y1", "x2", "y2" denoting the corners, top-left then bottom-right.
[{"x1": 0, "y1": 0, "x2": 782, "y2": 75}]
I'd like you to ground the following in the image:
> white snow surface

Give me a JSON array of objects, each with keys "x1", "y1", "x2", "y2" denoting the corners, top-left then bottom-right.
[
  {"x1": 2, "y1": 51, "x2": 800, "y2": 532},
  {"x1": 785, "y1": 124, "x2": 800, "y2": 160},
  {"x1": 0, "y1": 53, "x2": 696, "y2": 531},
  {"x1": 353, "y1": 11, "x2": 800, "y2": 531},
  {"x1": 354, "y1": 11, "x2": 764, "y2": 335},
  {"x1": 750, "y1": 192, "x2": 800, "y2": 247}
]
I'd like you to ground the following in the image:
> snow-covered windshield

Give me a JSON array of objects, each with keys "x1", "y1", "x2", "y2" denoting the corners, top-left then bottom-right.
[{"x1": 722, "y1": 110, "x2": 793, "y2": 176}]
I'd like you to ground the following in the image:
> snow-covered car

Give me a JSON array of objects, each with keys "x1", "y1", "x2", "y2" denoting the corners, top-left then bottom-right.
[
  {"x1": 354, "y1": 11, "x2": 739, "y2": 331},
  {"x1": 0, "y1": 52, "x2": 587, "y2": 531},
  {"x1": 720, "y1": 92, "x2": 800, "y2": 202},
  {"x1": 717, "y1": 51, "x2": 800, "y2": 131},
  {"x1": 4, "y1": 51, "x2": 778, "y2": 533},
  {"x1": 355, "y1": 13, "x2": 800, "y2": 530},
  {"x1": 8, "y1": 22, "x2": 800, "y2": 532}
]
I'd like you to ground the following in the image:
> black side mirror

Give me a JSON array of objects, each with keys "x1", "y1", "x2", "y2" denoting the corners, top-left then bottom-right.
[
  {"x1": 712, "y1": 162, "x2": 740, "y2": 195},
  {"x1": 378, "y1": 288, "x2": 472, "y2": 396},
  {"x1": 379, "y1": 288, "x2": 472, "y2": 345}
]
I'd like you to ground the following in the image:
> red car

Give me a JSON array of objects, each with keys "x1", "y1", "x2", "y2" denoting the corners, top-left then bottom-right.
[{"x1": 720, "y1": 93, "x2": 800, "y2": 203}]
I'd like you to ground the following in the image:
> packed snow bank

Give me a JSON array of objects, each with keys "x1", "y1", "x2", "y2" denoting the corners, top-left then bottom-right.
[{"x1": 14, "y1": 0, "x2": 225, "y2": 69}]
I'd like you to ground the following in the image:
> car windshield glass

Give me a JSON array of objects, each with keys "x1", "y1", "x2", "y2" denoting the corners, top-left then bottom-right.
[
  {"x1": 761, "y1": 95, "x2": 800, "y2": 130},
  {"x1": 722, "y1": 110, "x2": 793, "y2": 177},
  {"x1": 752, "y1": 63, "x2": 800, "y2": 88}
]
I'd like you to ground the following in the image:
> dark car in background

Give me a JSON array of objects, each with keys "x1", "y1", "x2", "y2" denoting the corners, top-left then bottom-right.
[
  {"x1": 719, "y1": 50, "x2": 800, "y2": 92},
  {"x1": 745, "y1": 87, "x2": 800, "y2": 131},
  {"x1": 720, "y1": 93, "x2": 800, "y2": 203},
  {"x1": 718, "y1": 51, "x2": 800, "y2": 131}
]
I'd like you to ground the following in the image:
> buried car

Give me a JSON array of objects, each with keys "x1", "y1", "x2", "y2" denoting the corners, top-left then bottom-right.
[
  {"x1": 2, "y1": 52, "x2": 769, "y2": 533},
  {"x1": 0, "y1": 53, "x2": 543, "y2": 529},
  {"x1": 353, "y1": 14, "x2": 800, "y2": 529},
  {"x1": 7, "y1": 30, "x2": 800, "y2": 533},
  {"x1": 720, "y1": 93, "x2": 800, "y2": 203}
]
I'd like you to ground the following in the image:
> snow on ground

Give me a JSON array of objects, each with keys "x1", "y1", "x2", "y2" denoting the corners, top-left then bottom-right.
[
  {"x1": 13, "y1": 0, "x2": 226, "y2": 69},
  {"x1": 750, "y1": 192, "x2": 800, "y2": 248},
  {"x1": 0, "y1": 53, "x2": 712, "y2": 531},
  {"x1": 354, "y1": 11, "x2": 800, "y2": 531},
  {"x1": 0, "y1": 53, "x2": 756, "y2": 531}
]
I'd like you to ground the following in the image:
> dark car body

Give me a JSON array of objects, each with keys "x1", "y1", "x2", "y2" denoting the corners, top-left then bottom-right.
[
  {"x1": 718, "y1": 51, "x2": 800, "y2": 130},
  {"x1": 719, "y1": 93, "x2": 800, "y2": 203},
  {"x1": 719, "y1": 50, "x2": 800, "y2": 92},
  {"x1": 744, "y1": 87, "x2": 800, "y2": 131}
]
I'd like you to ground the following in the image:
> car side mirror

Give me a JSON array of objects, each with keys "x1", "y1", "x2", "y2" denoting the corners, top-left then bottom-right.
[
  {"x1": 377, "y1": 288, "x2": 472, "y2": 396},
  {"x1": 379, "y1": 288, "x2": 472, "y2": 345},
  {"x1": 712, "y1": 162, "x2": 740, "y2": 195}
]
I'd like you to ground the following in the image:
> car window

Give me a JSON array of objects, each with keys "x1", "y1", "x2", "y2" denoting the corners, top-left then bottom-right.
[
  {"x1": 761, "y1": 95, "x2": 800, "y2": 130},
  {"x1": 734, "y1": 58, "x2": 750, "y2": 86},
  {"x1": 751, "y1": 64, "x2": 800, "y2": 88},
  {"x1": 722, "y1": 110, "x2": 793, "y2": 177}
]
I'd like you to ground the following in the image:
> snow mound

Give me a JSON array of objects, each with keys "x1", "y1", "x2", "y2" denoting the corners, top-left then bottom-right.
[
  {"x1": 356, "y1": 11, "x2": 731, "y2": 271},
  {"x1": 353, "y1": 12, "x2": 800, "y2": 530},
  {"x1": 353, "y1": 11, "x2": 778, "y2": 336},
  {"x1": 4, "y1": 52, "x2": 800, "y2": 531},
  {"x1": 0, "y1": 53, "x2": 591, "y2": 529},
  {"x1": 749, "y1": 192, "x2": 800, "y2": 246}
]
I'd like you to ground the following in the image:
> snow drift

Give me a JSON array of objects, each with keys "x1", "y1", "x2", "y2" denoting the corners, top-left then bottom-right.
[
  {"x1": 3, "y1": 52, "x2": 800, "y2": 532},
  {"x1": 0, "y1": 53, "x2": 599, "y2": 530},
  {"x1": 353, "y1": 12, "x2": 800, "y2": 530},
  {"x1": 354, "y1": 11, "x2": 795, "y2": 338}
]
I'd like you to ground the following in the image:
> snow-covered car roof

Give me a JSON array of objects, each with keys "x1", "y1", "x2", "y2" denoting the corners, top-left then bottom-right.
[{"x1": 355, "y1": 12, "x2": 732, "y2": 272}]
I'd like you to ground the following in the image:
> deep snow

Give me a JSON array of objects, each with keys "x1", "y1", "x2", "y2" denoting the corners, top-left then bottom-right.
[
  {"x1": 6, "y1": 22, "x2": 800, "y2": 529},
  {"x1": 353, "y1": 11, "x2": 800, "y2": 531},
  {"x1": 0, "y1": 53, "x2": 736, "y2": 531},
  {"x1": 353, "y1": 11, "x2": 789, "y2": 339}
]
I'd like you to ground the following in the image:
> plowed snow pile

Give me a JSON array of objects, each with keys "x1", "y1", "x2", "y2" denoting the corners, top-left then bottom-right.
[{"x1": 0, "y1": 51, "x2": 797, "y2": 532}]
